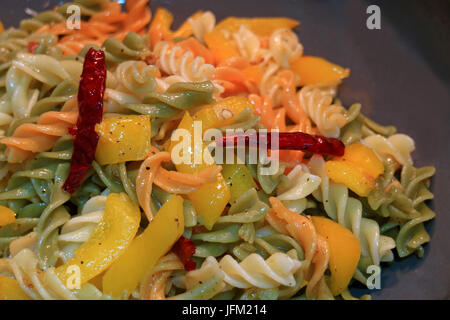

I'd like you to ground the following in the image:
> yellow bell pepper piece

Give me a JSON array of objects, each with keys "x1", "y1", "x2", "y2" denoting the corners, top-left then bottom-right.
[
  {"x1": 340, "y1": 144, "x2": 384, "y2": 178},
  {"x1": 193, "y1": 96, "x2": 254, "y2": 131},
  {"x1": 148, "y1": 8, "x2": 173, "y2": 47},
  {"x1": 172, "y1": 10, "x2": 203, "y2": 39},
  {"x1": 204, "y1": 29, "x2": 240, "y2": 64},
  {"x1": 95, "y1": 115, "x2": 151, "y2": 165},
  {"x1": 215, "y1": 17, "x2": 299, "y2": 36},
  {"x1": 170, "y1": 112, "x2": 230, "y2": 229},
  {"x1": 326, "y1": 161, "x2": 374, "y2": 197},
  {"x1": 0, "y1": 276, "x2": 31, "y2": 300},
  {"x1": 325, "y1": 144, "x2": 384, "y2": 197},
  {"x1": 56, "y1": 193, "x2": 140, "y2": 285},
  {"x1": 103, "y1": 195, "x2": 184, "y2": 297},
  {"x1": 0, "y1": 205, "x2": 15, "y2": 227},
  {"x1": 311, "y1": 216, "x2": 360, "y2": 296},
  {"x1": 222, "y1": 164, "x2": 257, "y2": 204},
  {"x1": 291, "y1": 56, "x2": 350, "y2": 86},
  {"x1": 149, "y1": 8, "x2": 202, "y2": 47}
]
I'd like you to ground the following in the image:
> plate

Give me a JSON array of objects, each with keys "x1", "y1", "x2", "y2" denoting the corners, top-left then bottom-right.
[{"x1": 1, "y1": 0, "x2": 449, "y2": 299}]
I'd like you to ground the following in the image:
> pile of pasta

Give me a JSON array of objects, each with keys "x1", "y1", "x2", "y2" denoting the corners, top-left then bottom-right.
[{"x1": 0, "y1": 0, "x2": 435, "y2": 300}]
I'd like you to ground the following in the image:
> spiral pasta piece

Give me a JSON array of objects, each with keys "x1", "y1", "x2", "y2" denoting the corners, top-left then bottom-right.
[
  {"x1": 232, "y1": 25, "x2": 269, "y2": 64},
  {"x1": 276, "y1": 164, "x2": 321, "y2": 202},
  {"x1": 219, "y1": 252, "x2": 301, "y2": 289},
  {"x1": 0, "y1": 99, "x2": 78, "y2": 163},
  {"x1": 136, "y1": 149, "x2": 221, "y2": 221},
  {"x1": 104, "y1": 60, "x2": 157, "y2": 112},
  {"x1": 277, "y1": 69, "x2": 314, "y2": 133},
  {"x1": 298, "y1": 83, "x2": 347, "y2": 138},
  {"x1": 267, "y1": 197, "x2": 329, "y2": 298},
  {"x1": 153, "y1": 41, "x2": 216, "y2": 82},
  {"x1": 0, "y1": 248, "x2": 76, "y2": 300},
  {"x1": 0, "y1": 248, "x2": 109, "y2": 300},
  {"x1": 20, "y1": 10, "x2": 65, "y2": 33},
  {"x1": 215, "y1": 188, "x2": 269, "y2": 245},
  {"x1": 58, "y1": 195, "x2": 107, "y2": 260},
  {"x1": 44, "y1": 0, "x2": 151, "y2": 56},
  {"x1": 0, "y1": 94, "x2": 13, "y2": 137},
  {"x1": 189, "y1": 11, "x2": 216, "y2": 43},
  {"x1": 364, "y1": 133, "x2": 415, "y2": 166},
  {"x1": 139, "y1": 253, "x2": 184, "y2": 300},
  {"x1": 308, "y1": 155, "x2": 396, "y2": 265},
  {"x1": 169, "y1": 256, "x2": 226, "y2": 300},
  {"x1": 269, "y1": 28, "x2": 303, "y2": 69},
  {"x1": 227, "y1": 26, "x2": 302, "y2": 105}
]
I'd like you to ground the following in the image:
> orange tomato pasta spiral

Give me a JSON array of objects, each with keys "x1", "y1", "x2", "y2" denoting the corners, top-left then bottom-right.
[
  {"x1": 139, "y1": 253, "x2": 184, "y2": 300},
  {"x1": 267, "y1": 197, "x2": 330, "y2": 299},
  {"x1": 0, "y1": 99, "x2": 78, "y2": 163},
  {"x1": 41, "y1": 0, "x2": 151, "y2": 56},
  {"x1": 136, "y1": 148, "x2": 221, "y2": 221}
]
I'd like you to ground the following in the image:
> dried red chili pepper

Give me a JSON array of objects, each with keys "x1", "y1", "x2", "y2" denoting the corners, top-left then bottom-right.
[
  {"x1": 172, "y1": 236, "x2": 196, "y2": 271},
  {"x1": 217, "y1": 131, "x2": 345, "y2": 156},
  {"x1": 62, "y1": 48, "x2": 106, "y2": 194},
  {"x1": 28, "y1": 41, "x2": 39, "y2": 53}
]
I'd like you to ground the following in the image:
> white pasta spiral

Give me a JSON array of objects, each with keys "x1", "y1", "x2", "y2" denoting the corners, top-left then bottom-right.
[
  {"x1": 219, "y1": 252, "x2": 302, "y2": 289},
  {"x1": 232, "y1": 25, "x2": 269, "y2": 64},
  {"x1": 58, "y1": 195, "x2": 106, "y2": 261},
  {"x1": 0, "y1": 93, "x2": 13, "y2": 137},
  {"x1": 153, "y1": 41, "x2": 215, "y2": 82},
  {"x1": 229, "y1": 26, "x2": 303, "y2": 106},
  {"x1": 259, "y1": 61, "x2": 285, "y2": 106},
  {"x1": 5, "y1": 66, "x2": 40, "y2": 119},
  {"x1": 276, "y1": 164, "x2": 321, "y2": 201},
  {"x1": 169, "y1": 256, "x2": 226, "y2": 300},
  {"x1": 0, "y1": 248, "x2": 110, "y2": 300},
  {"x1": 104, "y1": 60, "x2": 157, "y2": 112},
  {"x1": 298, "y1": 83, "x2": 347, "y2": 138},
  {"x1": 189, "y1": 11, "x2": 216, "y2": 43},
  {"x1": 183, "y1": 255, "x2": 225, "y2": 291},
  {"x1": 269, "y1": 28, "x2": 303, "y2": 69},
  {"x1": 114, "y1": 60, "x2": 158, "y2": 96},
  {"x1": 364, "y1": 133, "x2": 415, "y2": 166},
  {"x1": 12, "y1": 52, "x2": 72, "y2": 86},
  {"x1": 5, "y1": 53, "x2": 84, "y2": 119},
  {"x1": 0, "y1": 248, "x2": 77, "y2": 300}
]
